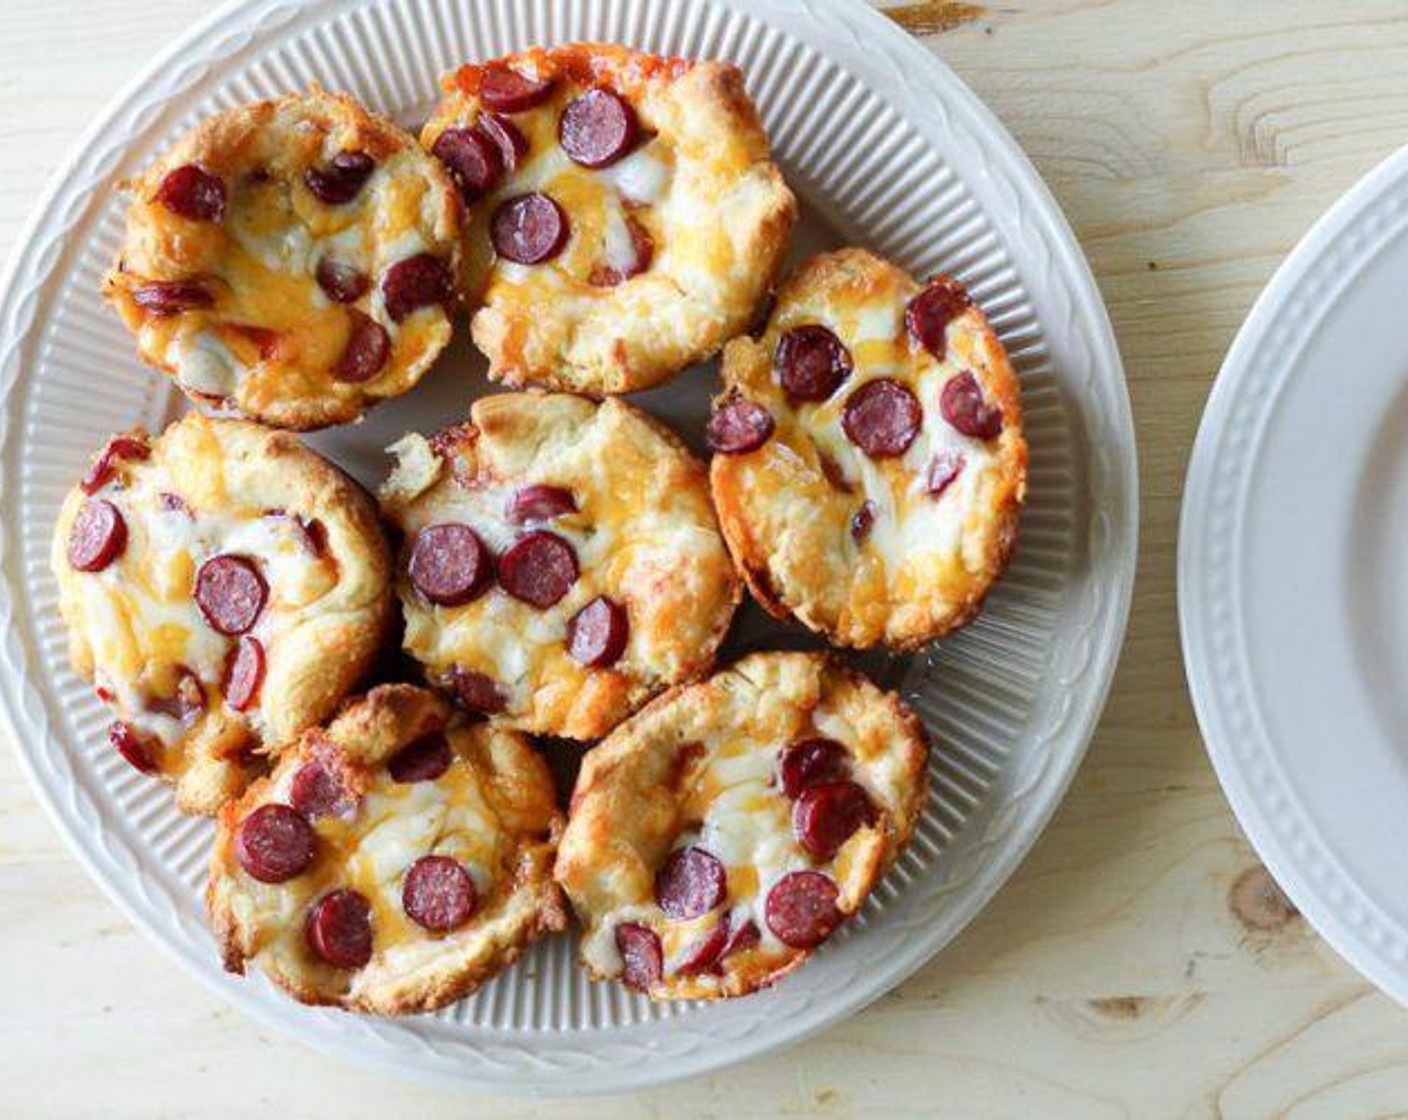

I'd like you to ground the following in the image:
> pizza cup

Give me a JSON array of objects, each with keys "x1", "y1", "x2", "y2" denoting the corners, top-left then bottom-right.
[
  {"x1": 555, "y1": 651, "x2": 929, "y2": 1000},
  {"x1": 207, "y1": 684, "x2": 566, "y2": 1013},
  {"x1": 709, "y1": 248, "x2": 1028, "y2": 651},
  {"x1": 379, "y1": 392, "x2": 740, "y2": 740},
  {"x1": 104, "y1": 88, "x2": 461, "y2": 430},
  {"x1": 423, "y1": 43, "x2": 796, "y2": 394},
  {"x1": 51, "y1": 414, "x2": 392, "y2": 813}
]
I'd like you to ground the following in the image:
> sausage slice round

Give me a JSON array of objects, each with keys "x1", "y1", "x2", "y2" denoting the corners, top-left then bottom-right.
[
  {"x1": 67, "y1": 500, "x2": 127, "y2": 572},
  {"x1": 764, "y1": 870, "x2": 842, "y2": 949},
  {"x1": 235, "y1": 803, "x2": 316, "y2": 884},
  {"x1": 305, "y1": 889, "x2": 374, "y2": 969},
  {"x1": 194, "y1": 555, "x2": 267, "y2": 635},
  {"x1": 403, "y1": 855, "x2": 478, "y2": 932},
  {"x1": 408, "y1": 523, "x2": 492, "y2": 607},
  {"x1": 841, "y1": 378, "x2": 922, "y2": 459},
  {"x1": 498, "y1": 530, "x2": 578, "y2": 608}
]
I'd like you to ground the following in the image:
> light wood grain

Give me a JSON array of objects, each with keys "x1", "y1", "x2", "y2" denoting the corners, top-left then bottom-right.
[{"x1": 6, "y1": 2, "x2": 1408, "y2": 1115}]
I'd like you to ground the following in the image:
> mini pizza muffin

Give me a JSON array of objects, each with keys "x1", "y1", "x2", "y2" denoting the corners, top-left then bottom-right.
[
  {"x1": 709, "y1": 249, "x2": 1028, "y2": 651},
  {"x1": 50, "y1": 413, "x2": 392, "y2": 814},
  {"x1": 423, "y1": 43, "x2": 796, "y2": 394},
  {"x1": 555, "y1": 651, "x2": 928, "y2": 1000},
  {"x1": 379, "y1": 393, "x2": 740, "y2": 740},
  {"x1": 104, "y1": 88, "x2": 461, "y2": 430},
  {"x1": 207, "y1": 684, "x2": 565, "y2": 1013}
]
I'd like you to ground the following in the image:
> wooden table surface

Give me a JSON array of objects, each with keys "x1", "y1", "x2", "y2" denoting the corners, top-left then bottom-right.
[{"x1": 5, "y1": 1, "x2": 1408, "y2": 1115}]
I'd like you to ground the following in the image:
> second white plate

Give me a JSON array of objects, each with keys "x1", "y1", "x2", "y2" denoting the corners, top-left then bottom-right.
[{"x1": 1183, "y1": 143, "x2": 1408, "y2": 1012}]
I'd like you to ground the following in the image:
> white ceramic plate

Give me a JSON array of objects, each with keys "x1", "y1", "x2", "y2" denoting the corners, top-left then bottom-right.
[
  {"x1": 1182, "y1": 144, "x2": 1408, "y2": 1012},
  {"x1": 0, "y1": 0, "x2": 1135, "y2": 1095}
]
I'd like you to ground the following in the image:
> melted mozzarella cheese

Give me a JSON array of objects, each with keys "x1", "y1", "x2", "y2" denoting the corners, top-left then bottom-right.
[
  {"x1": 599, "y1": 146, "x2": 672, "y2": 205},
  {"x1": 173, "y1": 331, "x2": 240, "y2": 398}
]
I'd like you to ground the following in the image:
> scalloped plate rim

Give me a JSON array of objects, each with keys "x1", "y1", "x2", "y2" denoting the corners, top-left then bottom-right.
[{"x1": 1180, "y1": 141, "x2": 1408, "y2": 1012}]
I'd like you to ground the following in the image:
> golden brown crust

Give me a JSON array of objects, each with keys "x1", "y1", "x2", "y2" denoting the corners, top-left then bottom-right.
[
  {"x1": 104, "y1": 87, "x2": 462, "y2": 430},
  {"x1": 711, "y1": 249, "x2": 1028, "y2": 651},
  {"x1": 424, "y1": 44, "x2": 796, "y2": 395},
  {"x1": 379, "y1": 392, "x2": 741, "y2": 740},
  {"x1": 206, "y1": 684, "x2": 567, "y2": 1014},
  {"x1": 50, "y1": 413, "x2": 393, "y2": 814},
  {"x1": 554, "y1": 651, "x2": 929, "y2": 1001}
]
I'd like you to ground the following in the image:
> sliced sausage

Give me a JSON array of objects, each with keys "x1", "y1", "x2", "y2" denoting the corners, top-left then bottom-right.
[
  {"x1": 905, "y1": 277, "x2": 971, "y2": 358},
  {"x1": 765, "y1": 870, "x2": 842, "y2": 949},
  {"x1": 841, "y1": 378, "x2": 922, "y2": 459},
  {"x1": 477, "y1": 112, "x2": 528, "y2": 172},
  {"x1": 148, "y1": 669, "x2": 205, "y2": 724},
  {"x1": 430, "y1": 127, "x2": 502, "y2": 201},
  {"x1": 447, "y1": 666, "x2": 507, "y2": 715},
  {"x1": 132, "y1": 279, "x2": 213, "y2": 315},
  {"x1": 674, "y1": 915, "x2": 730, "y2": 977},
  {"x1": 81, "y1": 435, "x2": 149, "y2": 495},
  {"x1": 506, "y1": 484, "x2": 576, "y2": 524},
  {"x1": 479, "y1": 66, "x2": 555, "y2": 112},
  {"x1": 224, "y1": 637, "x2": 265, "y2": 712},
  {"x1": 156, "y1": 164, "x2": 225, "y2": 222},
  {"x1": 402, "y1": 855, "x2": 478, "y2": 932},
  {"x1": 109, "y1": 721, "x2": 156, "y2": 774},
  {"x1": 235, "y1": 803, "x2": 316, "y2": 884},
  {"x1": 654, "y1": 846, "x2": 727, "y2": 920},
  {"x1": 559, "y1": 88, "x2": 638, "y2": 168},
  {"x1": 408, "y1": 523, "x2": 492, "y2": 607},
  {"x1": 706, "y1": 398, "x2": 774, "y2": 455},
  {"x1": 567, "y1": 596, "x2": 629, "y2": 668},
  {"x1": 779, "y1": 737, "x2": 850, "y2": 800},
  {"x1": 720, "y1": 916, "x2": 761, "y2": 959},
  {"x1": 381, "y1": 254, "x2": 452, "y2": 323},
  {"x1": 305, "y1": 889, "x2": 373, "y2": 969},
  {"x1": 303, "y1": 150, "x2": 375, "y2": 205},
  {"x1": 290, "y1": 757, "x2": 353, "y2": 820},
  {"x1": 67, "y1": 500, "x2": 127, "y2": 572},
  {"x1": 940, "y1": 370, "x2": 1003, "y2": 439},
  {"x1": 491, "y1": 193, "x2": 569, "y2": 265},
  {"x1": 332, "y1": 310, "x2": 390, "y2": 383},
  {"x1": 775, "y1": 325, "x2": 852, "y2": 401},
  {"x1": 792, "y1": 779, "x2": 878, "y2": 859},
  {"x1": 615, "y1": 922, "x2": 662, "y2": 991},
  {"x1": 388, "y1": 732, "x2": 453, "y2": 783},
  {"x1": 498, "y1": 530, "x2": 578, "y2": 608},
  {"x1": 194, "y1": 555, "x2": 267, "y2": 635},
  {"x1": 315, "y1": 257, "x2": 370, "y2": 304}
]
